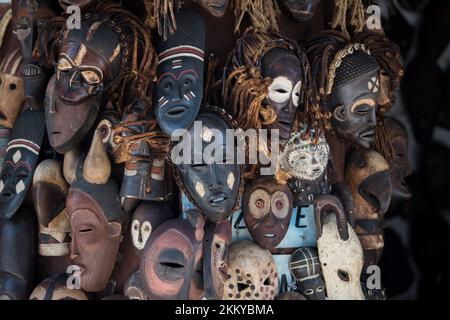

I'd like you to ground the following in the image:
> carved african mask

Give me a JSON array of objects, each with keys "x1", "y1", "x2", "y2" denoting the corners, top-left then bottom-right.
[
  {"x1": 0, "y1": 109, "x2": 45, "y2": 219},
  {"x1": 140, "y1": 210, "x2": 205, "y2": 300},
  {"x1": 33, "y1": 159, "x2": 70, "y2": 257},
  {"x1": 289, "y1": 247, "x2": 326, "y2": 300},
  {"x1": 66, "y1": 168, "x2": 123, "y2": 293},
  {"x1": 130, "y1": 202, "x2": 174, "y2": 255},
  {"x1": 242, "y1": 177, "x2": 293, "y2": 250},
  {"x1": 384, "y1": 117, "x2": 411, "y2": 203},
  {"x1": 0, "y1": 49, "x2": 24, "y2": 129},
  {"x1": 0, "y1": 206, "x2": 35, "y2": 300},
  {"x1": 154, "y1": 10, "x2": 205, "y2": 136},
  {"x1": 194, "y1": 0, "x2": 230, "y2": 17},
  {"x1": 47, "y1": 16, "x2": 124, "y2": 154},
  {"x1": 346, "y1": 149, "x2": 391, "y2": 268},
  {"x1": 329, "y1": 50, "x2": 380, "y2": 149},
  {"x1": 262, "y1": 48, "x2": 303, "y2": 140},
  {"x1": 318, "y1": 214, "x2": 365, "y2": 300},
  {"x1": 204, "y1": 220, "x2": 231, "y2": 300},
  {"x1": 175, "y1": 111, "x2": 241, "y2": 222},
  {"x1": 223, "y1": 240, "x2": 278, "y2": 300},
  {"x1": 280, "y1": 0, "x2": 320, "y2": 22},
  {"x1": 280, "y1": 130, "x2": 329, "y2": 181},
  {"x1": 29, "y1": 274, "x2": 89, "y2": 300}
]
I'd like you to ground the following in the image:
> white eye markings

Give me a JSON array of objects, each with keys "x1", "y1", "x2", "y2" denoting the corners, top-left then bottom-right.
[
  {"x1": 15, "y1": 180, "x2": 25, "y2": 194},
  {"x1": 268, "y1": 76, "x2": 293, "y2": 104},
  {"x1": 131, "y1": 219, "x2": 142, "y2": 250},
  {"x1": 292, "y1": 81, "x2": 302, "y2": 107},
  {"x1": 140, "y1": 221, "x2": 152, "y2": 248},
  {"x1": 227, "y1": 172, "x2": 235, "y2": 190}
]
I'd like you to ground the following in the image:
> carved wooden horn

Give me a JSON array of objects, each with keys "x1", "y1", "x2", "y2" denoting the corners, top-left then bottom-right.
[
  {"x1": 83, "y1": 127, "x2": 111, "y2": 184},
  {"x1": 314, "y1": 194, "x2": 349, "y2": 241}
]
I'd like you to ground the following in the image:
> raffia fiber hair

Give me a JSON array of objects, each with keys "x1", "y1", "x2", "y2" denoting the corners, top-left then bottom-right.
[
  {"x1": 331, "y1": 0, "x2": 366, "y2": 38},
  {"x1": 33, "y1": 1, "x2": 157, "y2": 115},
  {"x1": 233, "y1": 0, "x2": 280, "y2": 34},
  {"x1": 143, "y1": 0, "x2": 182, "y2": 41},
  {"x1": 223, "y1": 30, "x2": 326, "y2": 140}
]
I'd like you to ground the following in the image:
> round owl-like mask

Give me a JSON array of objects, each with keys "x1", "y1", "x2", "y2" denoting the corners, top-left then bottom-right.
[
  {"x1": 280, "y1": 131, "x2": 329, "y2": 181},
  {"x1": 130, "y1": 202, "x2": 174, "y2": 254}
]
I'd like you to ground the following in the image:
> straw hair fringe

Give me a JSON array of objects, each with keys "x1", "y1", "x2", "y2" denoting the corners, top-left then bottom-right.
[
  {"x1": 331, "y1": 0, "x2": 366, "y2": 38},
  {"x1": 233, "y1": 0, "x2": 280, "y2": 34}
]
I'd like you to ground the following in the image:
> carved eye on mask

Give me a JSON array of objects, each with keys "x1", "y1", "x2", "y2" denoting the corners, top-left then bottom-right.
[
  {"x1": 292, "y1": 81, "x2": 302, "y2": 107},
  {"x1": 57, "y1": 58, "x2": 72, "y2": 71},
  {"x1": 81, "y1": 70, "x2": 101, "y2": 85},
  {"x1": 268, "y1": 76, "x2": 293, "y2": 104},
  {"x1": 271, "y1": 191, "x2": 289, "y2": 219},
  {"x1": 249, "y1": 189, "x2": 271, "y2": 219},
  {"x1": 131, "y1": 219, "x2": 152, "y2": 251}
]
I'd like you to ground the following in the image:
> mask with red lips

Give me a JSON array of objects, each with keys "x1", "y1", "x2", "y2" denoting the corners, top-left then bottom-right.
[{"x1": 242, "y1": 177, "x2": 293, "y2": 251}]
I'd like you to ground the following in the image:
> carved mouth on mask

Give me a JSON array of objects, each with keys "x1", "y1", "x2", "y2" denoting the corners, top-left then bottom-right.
[
  {"x1": 156, "y1": 249, "x2": 187, "y2": 281},
  {"x1": 165, "y1": 106, "x2": 188, "y2": 118},
  {"x1": 358, "y1": 127, "x2": 375, "y2": 145},
  {"x1": 264, "y1": 233, "x2": 276, "y2": 238},
  {"x1": 209, "y1": 193, "x2": 228, "y2": 207},
  {"x1": 207, "y1": 0, "x2": 228, "y2": 15}
]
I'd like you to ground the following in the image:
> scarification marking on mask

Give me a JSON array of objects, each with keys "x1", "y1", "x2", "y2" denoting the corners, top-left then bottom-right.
[
  {"x1": 74, "y1": 44, "x2": 87, "y2": 67},
  {"x1": 109, "y1": 44, "x2": 121, "y2": 63},
  {"x1": 87, "y1": 21, "x2": 102, "y2": 42},
  {"x1": 183, "y1": 94, "x2": 191, "y2": 101},
  {"x1": 13, "y1": 150, "x2": 21, "y2": 163},
  {"x1": 227, "y1": 172, "x2": 235, "y2": 190},
  {"x1": 368, "y1": 76, "x2": 379, "y2": 93},
  {"x1": 195, "y1": 181, "x2": 206, "y2": 198},
  {"x1": 16, "y1": 180, "x2": 25, "y2": 194},
  {"x1": 159, "y1": 97, "x2": 169, "y2": 108},
  {"x1": 172, "y1": 59, "x2": 182, "y2": 70},
  {"x1": 190, "y1": 91, "x2": 196, "y2": 98},
  {"x1": 202, "y1": 126, "x2": 213, "y2": 142}
]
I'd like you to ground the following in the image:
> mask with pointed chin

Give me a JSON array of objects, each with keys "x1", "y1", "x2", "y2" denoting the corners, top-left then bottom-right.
[{"x1": 140, "y1": 210, "x2": 205, "y2": 300}]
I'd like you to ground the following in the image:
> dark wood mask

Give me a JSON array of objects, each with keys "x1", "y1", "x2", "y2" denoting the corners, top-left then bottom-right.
[
  {"x1": 345, "y1": 149, "x2": 391, "y2": 269},
  {"x1": 194, "y1": 0, "x2": 230, "y2": 17},
  {"x1": 279, "y1": 0, "x2": 320, "y2": 23}
]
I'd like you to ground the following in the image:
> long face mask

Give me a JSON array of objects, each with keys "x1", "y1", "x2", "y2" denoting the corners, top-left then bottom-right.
[
  {"x1": 0, "y1": 49, "x2": 24, "y2": 130},
  {"x1": 329, "y1": 50, "x2": 380, "y2": 149},
  {"x1": 384, "y1": 117, "x2": 412, "y2": 203},
  {"x1": 0, "y1": 109, "x2": 45, "y2": 219},
  {"x1": 33, "y1": 159, "x2": 71, "y2": 257},
  {"x1": 280, "y1": 0, "x2": 320, "y2": 22},
  {"x1": 289, "y1": 247, "x2": 326, "y2": 300},
  {"x1": 346, "y1": 149, "x2": 391, "y2": 269},
  {"x1": 29, "y1": 274, "x2": 89, "y2": 300},
  {"x1": 262, "y1": 48, "x2": 303, "y2": 141},
  {"x1": 154, "y1": 10, "x2": 205, "y2": 136},
  {"x1": 66, "y1": 169, "x2": 123, "y2": 293},
  {"x1": 130, "y1": 202, "x2": 174, "y2": 255},
  {"x1": 194, "y1": 0, "x2": 230, "y2": 17},
  {"x1": 242, "y1": 177, "x2": 293, "y2": 250},
  {"x1": 223, "y1": 240, "x2": 278, "y2": 300},
  {"x1": 46, "y1": 17, "x2": 123, "y2": 154},
  {"x1": 175, "y1": 112, "x2": 241, "y2": 222},
  {"x1": 0, "y1": 206, "x2": 35, "y2": 300},
  {"x1": 317, "y1": 214, "x2": 365, "y2": 300},
  {"x1": 203, "y1": 220, "x2": 231, "y2": 300},
  {"x1": 140, "y1": 211, "x2": 205, "y2": 300}
]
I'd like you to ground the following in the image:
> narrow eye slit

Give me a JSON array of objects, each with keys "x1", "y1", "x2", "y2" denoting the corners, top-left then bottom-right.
[
  {"x1": 161, "y1": 262, "x2": 184, "y2": 269},
  {"x1": 263, "y1": 277, "x2": 271, "y2": 286},
  {"x1": 191, "y1": 163, "x2": 207, "y2": 168},
  {"x1": 237, "y1": 283, "x2": 250, "y2": 292},
  {"x1": 79, "y1": 228, "x2": 93, "y2": 233},
  {"x1": 337, "y1": 270, "x2": 350, "y2": 282},
  {"x1": 276, "y1": 88, "x2": 288, "y2": 94}
]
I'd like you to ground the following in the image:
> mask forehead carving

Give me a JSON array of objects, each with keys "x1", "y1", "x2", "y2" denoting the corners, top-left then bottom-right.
[
  {"x1": 131, "y1": 202, "x2": 174, "y2": 254},
  {"x1": 318, "y1": 214, "x2": 365, "y2": 300},
  {"x1": 140, "y1": 213, "x2": 205, "y2": 300},
  {"x1": 195, "y1": 0, "x2": 230, "y2": 17},
  {"x1": 242, "y1": 177, "x2": 293, "y2": 250},
  {"x1": 154, "y1": 10, "x2": 205, "y2": 136},
  {"x1": 0, "y1": 49, "x2": 24, "y2": 129},
  {"x1": 223, "y1": 241, "x2": 278, "y2": 300},
  {"x1": 280, "y1": 0, "x2": 320, "y2": 22},
  {"x1": 0, "y1": 109, "x2": 45, "y2": 219},
  {"x1": 175, "y1": 111, "x2": 241, "y2": 222},
  {"x1": 289, "y1": 247, "x2": 326, "y2": 300},
  {"x1": 66, "y1": 172, "x2": 123, "y2": 293}
]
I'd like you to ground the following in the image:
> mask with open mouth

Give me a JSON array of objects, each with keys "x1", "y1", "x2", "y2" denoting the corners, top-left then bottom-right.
[
  {"x1": 203, "y1": 220, "x2": 231, "y2": 300},
  {"x1": 194, "y1": 0, "x2": 230, "y2": 17},
  {"x1": 345, "y1": 149, "x2": 391, "y2": 269},
  {"x1": 289, "y1": 247, "x2": 326, "y2": 300},
  {"x1": 130, "y1": 202, "x2": 175, "y2": 255},
  {"x1": 223, "y1": 240, "x2": 278, "y2": 300},
  {"x1": 140, "y1": 210, "x2": 205, "y2": 300},
  {"x1": 328, "y1": 49, "x2": 380, "y2": 149},
  {"x1": 242, "y1": 177, "x2": 293, "y2": 251},
  {"x1": 280, "y1": 0, "x2": 320, "y2": 23},
  {"x1": 66, "y1": 154, "x2": 123, "y2": 293},
  {"x1": 154, "y1": 10, "x2": 205, "y2": 136},
  {"x1": 174, "y1": 110, "x2": 242, "y2": 222},
  {"x1": 0, "y1": 109, "x2": 45, "y2": 219},
  {"x1": 0, "y1": 49, "x2": 24, "y2": 130}
]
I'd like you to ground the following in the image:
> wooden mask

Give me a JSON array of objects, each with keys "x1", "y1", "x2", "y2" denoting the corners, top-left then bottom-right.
[
  {"x1": 194, "y1": 0, "x2": 230, "y2": 17},
  {"x1": 279, "y1": 0, "x2": 320, "y2": 22}
]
